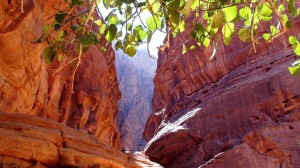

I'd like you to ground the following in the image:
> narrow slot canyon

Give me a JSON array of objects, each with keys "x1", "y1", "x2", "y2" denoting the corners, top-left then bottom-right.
[{"x1": 1, "y1": 0, "x2": 300, "y2": 168}]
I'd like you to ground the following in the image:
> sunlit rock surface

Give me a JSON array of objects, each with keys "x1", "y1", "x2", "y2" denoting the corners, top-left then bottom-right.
[
  {"x1": 144, "y1": 17, "x2": 300, "y2": 167},
  {"x1": 115, "y1": 49, "x2": 157, "y2": 151},
  {"x1": 0, "y1": 112, "x2": 163, "y2": 167},
  {"x1": 0, "y1": 0, "x2": 121, "y2": 149}
]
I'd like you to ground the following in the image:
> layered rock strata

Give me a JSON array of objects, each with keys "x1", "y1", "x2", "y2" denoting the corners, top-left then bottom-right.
[
  {"x1": 0, "y1": 112, "x2": 162, "y2": 167},
  {"x1": 115, "y1": 49, "x2": 157, "y2": 151},
  {"x1": 0, "y1": 0, "x2": 121, "y2": 148},
  {"x1": 144, "y1": 17, "x2": 300, "y2": 167}
]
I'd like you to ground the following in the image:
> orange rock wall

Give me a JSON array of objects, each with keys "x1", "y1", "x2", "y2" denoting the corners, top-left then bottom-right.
[
  {"x1": 0, "y1": 112, "x2": 163, "y2": 167},
  {"x1": 144, "y1": 17, "x2": 300, "y2": 167},
  {"x1": 0, "y1": 0, "x2": 121, "y2": 149}
]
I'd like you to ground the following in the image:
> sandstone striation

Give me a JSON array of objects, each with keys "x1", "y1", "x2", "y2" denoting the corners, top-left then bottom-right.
[
  {"x1": 115, "y1": 49, "x2": 157, "y2": 151},
  {"x1": 0, "y1": 0, "x2": 121, "y2": 149},
  {"x1": 0, "y1": 112, "x2": 163, "y2": 167},
  {"x1": 144, "y1": 17, "x2": 300, "y2": 167}
]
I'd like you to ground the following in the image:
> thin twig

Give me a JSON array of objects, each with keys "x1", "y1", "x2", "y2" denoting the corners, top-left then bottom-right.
[
  {"x1": 250, "y1": 7, "x2": 257, "y2": 53},
  {"x1": 21, "y1": 0, "x2": 24, "y2": 13},
  {"x1": 70, "y1": 44, "x2": 83, "y2": 94},
  {"x1": 52, "y1": 57, "x2": 79, "y2": 76},
  {"x1": 267, "y1": 0, "x2": 287, "y2": 32}
]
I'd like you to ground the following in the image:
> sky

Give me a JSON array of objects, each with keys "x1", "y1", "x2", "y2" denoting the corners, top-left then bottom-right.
[{"x1": 98, "y1": 2, "x2": 166, "y2": 57}]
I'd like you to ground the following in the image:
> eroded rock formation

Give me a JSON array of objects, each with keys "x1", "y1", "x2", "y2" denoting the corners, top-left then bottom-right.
[
  {"x1": 0, "y1": 112, "x2": 162, "y2": 167},
  {"x1": 144, "y1": 17, "x2": 300, "y2": 167},
  {"x1": 115, "y1": 49, "x2": 157, "y2": 151},
  {"x1": 0, "y1": 0, "x2": 121, "y2": 149}
]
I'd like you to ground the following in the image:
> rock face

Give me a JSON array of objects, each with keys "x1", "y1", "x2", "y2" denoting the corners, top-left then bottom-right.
[
  {"x1": 0, "y1": 112, "x2": 163, "y2": 167},
  {"x1": 144, "y1": 18, "x2": 300, "y2": 168},
  {"x1": 0, "y1": 0, "x2": 121, "y2": 149},
  {"x1": 115, "y1": 49, "x2": 157, "y2": 151}
]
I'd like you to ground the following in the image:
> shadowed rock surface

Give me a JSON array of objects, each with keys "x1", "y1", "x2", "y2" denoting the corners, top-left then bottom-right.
[
  {"x1": 144, "y1": 17, "x2": 300, "y2": 167},
  {"x1": 115, "y1": 49, "x2": 157, "y2": 151}
]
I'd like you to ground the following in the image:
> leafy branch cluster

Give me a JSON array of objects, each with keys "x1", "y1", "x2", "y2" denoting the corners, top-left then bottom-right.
[{"x1": 40, "y1": 0, "x2": 300, "y2": 76}]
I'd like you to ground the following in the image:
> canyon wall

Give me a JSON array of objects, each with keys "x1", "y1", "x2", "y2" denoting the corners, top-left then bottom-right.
[
  {"x1": 115, "y1": 49, "x2": 157, "y2": 152},
  {"x1": 0, "y1": 0, "x2": 163, "y2": 167},
  {"x1": 0, "y1": 112, "x2": 163, "y2": 167},
  {"x1": 144, "y1": 17, "x2": 300, "y2": 167},
  {"x1": 0, "y1": 0, "x2": 121, "y2": 149}
]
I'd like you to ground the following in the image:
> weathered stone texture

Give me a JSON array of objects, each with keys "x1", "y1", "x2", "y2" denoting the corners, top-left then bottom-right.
[
  {"x1": 0, "y1": 112, "x2": 163, "y2": 167},
  {"x1": 0, "y1": 0, "x2": 121, "y2": 149},
  {"x1": 144, "y1": 17, "x2": 300, "y2": 168}
]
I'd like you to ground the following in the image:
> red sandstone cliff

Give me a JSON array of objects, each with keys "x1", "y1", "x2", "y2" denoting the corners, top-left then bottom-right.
[
  {"x1": 0, "y1": 0, "x2": 163, "y2": 167},
  {"x1": 0, "y1": 0, "x2": 121, "y2": 149},
  {"x1": 144, "y1": 17, "x2": 300, "y2": 167},
  {"x1": 115, "y1": 49, "x2": 157, "y2": 152}
]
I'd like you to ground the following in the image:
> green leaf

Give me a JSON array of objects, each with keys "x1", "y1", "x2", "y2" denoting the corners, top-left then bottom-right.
[
  {"x1": 125, "y1": 44, "x2": 137, "y2": 57},
  {"x1": 115, "y1": 40, "x2": 123, "y2": 50},
  {"x1": 239, "y1": 6, "x2": 251, "y2": 19},
  {"x1": 278, "y1": 4, "x2": 285, "y2": 13},
  {"x1": 181, "y1": 0, "x2": 194, "y2": 16},
  {"x1": 72, "y1": 0, "x2": 84, "y2": 6},
  {"x1": 286, "y1": 21, "x2": 292, "y2": 28},
  {"x1": 146, "y1": 16, "x2": 161, "y2": 31},
  {"x1": 288, "y1": 0, "x2": 296, "y2": 16},
  {"x1": 42, "y1": 24, "x2": 51, "y2": 34},
  {"x1": 169, "y1": 10, "x2": 180, "y2": 27},
  {"x1": 147, "y1": 31, "x2": 152, "y2": 43},
  {"x1": 126, "y1": 6, "x2": 132, "y2": 18},
  {"x1": 238, "y1": 27, "x2": 251, "y2": 42},
  {"x1": 223, "y1": 36, "x2": 231, "y2": 45},
  {"x1": 289, "y1": 36, "x2": 298, "y2": 44},
  {"x1": 239, "y1": 6, "x2": 251, "y2": 26},
  {"x1": 294, "y1": 44, "x2": 300, "y2": 55},
  {"x1": 70, "y1": 25, "x2": 78, "y2": 31},
  {"x1": 211, "y1": 11, "x2": 224, "y2": 28},
  {"x1": 136, "y1": 2, "x2": 146, "y2": 7},
  {"x1": 55, "y1": 12, "x2": 67, "y2": 23},
  {"x1": 58, "y1": 54, "x2": 63, "y2": 62},
  {"x1": 54, "y1": 24, "x2": 61, "y2": 30},
  {"x1": 103, "y1": 0, "x2": 113, "y2": 8},
  {"x1": 222, "y1": 23, "x2": 234, "y2": 38},
  {"x1": 117, "y1": 31, "x2": 122, "y2": 38},
  {"x1": 94, "y1": 20, "x2": 102, "y2": 26},
  {"x1": 108, "y1": 14, "x2": 119, "y2": 25},
  {"x1": 99, "y1": 24, "x2": 106, "y2": 35},
  {"x1": 222, "y1": 5, "x2": 237, "y2": 22},
  {"x1": 190, "y1": 45, "x2": 195, "y2": 50},
  {"x1": 289, "y1": 60, "x2": 300, "y2": 75},
  {"x1": 100, "y1": 46, "x2": 107, "y2": 52},
  {"x1": 203, "y1": 37, "x2": 210, "y2": 47},
  {"x1": 79, "y1": 34, "x2": 97, "y2": 47},
  {"x1": 43, "y1": 45, "x2": 57, "y2": 64},
  {"x1": 127, "y1": 23, "x2": 132, "y2": 31},
  {"x1": 133, "y1": 25, "x2": 147, "y2": 42},
  {"x1": 270, "y1": 25, "x2": 279, "y2": 36},
  {"x1": 151, "y1": 1, "x2": 160, "y2": 13},
  {"x1": 257, "y1": 2, "x2": 273, "y2": 21},
  {"x1": 263, "y1": 33, "x2": 271, "y2": 41},
  {"x1": 105, "y1": 24, "x2": 118, "y2": 42},
  {"x1": 96, "y1": 0, "x2": 101, "y2": 5},
  {"x1": 283, "y1": 13, "x2": 293, "y2": 27}
]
